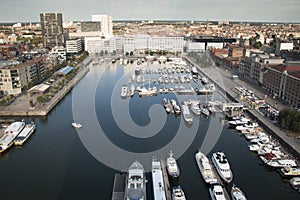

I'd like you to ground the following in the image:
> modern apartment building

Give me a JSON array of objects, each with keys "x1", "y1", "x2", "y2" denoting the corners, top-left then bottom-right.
[
  {"x1": 66, "y1": 38, "x2": 82, "y2": 55},
  {"x1": 0, "y1": 59, "x2": 44, "y2": 94},
  {"x1": 40, "y1": 13, "x2": 64, "y2": 48}
]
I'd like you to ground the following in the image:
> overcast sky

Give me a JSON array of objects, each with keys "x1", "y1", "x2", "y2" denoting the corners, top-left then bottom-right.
[{"x1": 1, "y1": 0, "x2": 300, "y2": 22}]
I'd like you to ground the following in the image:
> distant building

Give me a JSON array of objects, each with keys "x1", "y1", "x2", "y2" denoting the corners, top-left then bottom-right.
[
  {"x1": 66, "y1": 38, "x2": 82, "y2": 55},
  {"x1": 84, "y1": 37, "x2": 116, "y2": 54},
  {"x1": 186, "y1": 40, "x2": 206, "y2": 52},
  {"x1": 123, "y1": 35, "x2": 184, "y2": 54},
  {"x1": 228, "y1": 46, "x2": 244, "y2": 58},
  {"x1": 91, "y1": 15, "x2": 113, "y2": 36},
  {"x1": 81, "y1": 21, "x2": 101, "y2": 32},
  {"x1": 40, "y1": 13, "x2": 64, "y2": 48},
  {"x1": 263, "y1": 62, "x2": 300, "y2": 108},
  {"x1": 275, "y1": 39, "x2": 293, "y2": 56}
]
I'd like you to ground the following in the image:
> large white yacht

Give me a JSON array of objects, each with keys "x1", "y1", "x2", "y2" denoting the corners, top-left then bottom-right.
[
  {"x1": 195, "y1": 151, "x2": 218, "y2": 184},
  {"x1": 212, "y1": 152, "x2": 233, "y2": 183},
  {"x1": 14, "y1": 122, "x2": 36, "y2": 145},
  {"x1": 124, "y1": 161, "x2": 147, "y2": 200},
  {"x1": 152, "y1": 159, "x2": 166, "y2": 200},
  {"x1": 166, "y1": 151, "x2": 180, "y2": 178},
  {"x1": 0, "y1": 121, "x2": 25, "y2": 153},
  {"x1": 182, "y1": 105, "x2": 193, "y2": 124}
]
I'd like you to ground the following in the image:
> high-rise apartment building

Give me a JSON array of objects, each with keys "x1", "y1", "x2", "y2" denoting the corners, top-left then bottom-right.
[
  {"x1": 91, "y1": 15, "x2": 113, "y2": 36},
  {"x1": 40, "y1": 13, "x2": 64, "y2": 48}
]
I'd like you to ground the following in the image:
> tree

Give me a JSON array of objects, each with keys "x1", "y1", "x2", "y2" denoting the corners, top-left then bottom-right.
[
  {"x1": 36, "y1": 96, "x2": 46, "y2": 104},
  {"x1": 253, "y1": 41, "x2": 262, "y2": 49},
  {"x1": 278, "y1": 108, "x2": 300, "y2": 133}
]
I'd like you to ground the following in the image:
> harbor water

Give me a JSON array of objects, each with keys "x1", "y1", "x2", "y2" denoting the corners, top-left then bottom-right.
[{"x1": 0, "y1": 60, "x2": 299, "y2": 200}]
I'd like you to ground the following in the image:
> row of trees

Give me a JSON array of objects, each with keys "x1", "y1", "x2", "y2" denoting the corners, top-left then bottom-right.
[
  {"x1": 0, "y1": 94, "x2": 14, "y2": 106},
  {"x1": 35, "y1": 53, "x2": 84, "y2": 105},
  {"x1": 278, "y1": 109, "x2": 300, "y2": 133}
]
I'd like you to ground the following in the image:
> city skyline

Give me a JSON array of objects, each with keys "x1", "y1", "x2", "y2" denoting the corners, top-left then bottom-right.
[{"x1": 0, "y1": 0, "x2": 300, "y2": 23}]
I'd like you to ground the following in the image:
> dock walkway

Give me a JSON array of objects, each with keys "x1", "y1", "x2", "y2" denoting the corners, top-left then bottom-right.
[
  {"x1": 111, "y1": 173, "x2": 126, "y2": 200},
  {"x1": 161, "y1": 159, "x2": 172, "y2": 200}
]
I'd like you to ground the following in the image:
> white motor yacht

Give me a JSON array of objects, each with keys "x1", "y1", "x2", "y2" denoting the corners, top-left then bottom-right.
[
  {"x1": 266, "y1": 159, "x2": 297, "y2": 168},
  {"x1": 182, "y1": 105, "x2": 193, "y2": 124},
  {"x1": 195, "y1": 151, "x2": 218, "y2": 184},
  {"x1": 121, "y1": 84, "x2": 128, "y2": 99},
  {"x1": 166, "y1": 151, "x2": 180, "y2": 178},
  {"x1": 72, "y1": 122, "x2": 82, "y2": 128},
  {"x1": 172, "y1": 186, "x2": 186, "y2": 200},
  {"x1": 191, "y1": 103, "x2": 201, "y2": 115},
  {"x1": 212, "y1": 152, "x2": 233, "y2": 183},
  {"x1": 289, "y1": 177, "x2": 300, "y2": 190},
  {"x1": 231, "y1": 184, "x2": 247, "y2": 200},
  {"x1": 280, "y1": 166, "x2": 300, "y2": 177},
  {"x1": 124, "y1": 161, "x2": 147, "y2": 200},
  {"x1": 14, "y1": 122, "x2": 36, "y2": 145},
  {"x1": 209, "y1": 183, "x2": 228, "y2": 200},
  {"x1": 0, "y1": 121, "x2": 25, "y2": 153}
]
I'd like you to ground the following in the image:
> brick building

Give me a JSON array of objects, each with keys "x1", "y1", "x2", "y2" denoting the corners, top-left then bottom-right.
[{"x1": 263, "y1": 63, "x2": 300, "y2": 108}]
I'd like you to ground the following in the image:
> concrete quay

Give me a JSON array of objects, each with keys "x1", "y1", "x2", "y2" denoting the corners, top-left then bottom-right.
[
  {"x1": 184, "y1": 56, "x2": 300, "y2": 159},
  {"x1": 0, "y1": 57, "x2": 92, "y2": 117}
]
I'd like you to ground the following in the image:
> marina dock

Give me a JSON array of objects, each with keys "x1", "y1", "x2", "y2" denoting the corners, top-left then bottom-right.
[
  {"x1": 161, "y1": 159, "x2": 172, "y2": 200},
  {"x1": 111, "y1": 173, "x2": 126, "y2": 200}
]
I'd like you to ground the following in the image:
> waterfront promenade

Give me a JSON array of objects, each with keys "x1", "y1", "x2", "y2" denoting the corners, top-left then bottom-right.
[
  {"x1": 0, "y1": 56, "x2": 92, "y2": 117},
  {"x1": 184, "y1": 55, "x2": 300, "y2": 158}
]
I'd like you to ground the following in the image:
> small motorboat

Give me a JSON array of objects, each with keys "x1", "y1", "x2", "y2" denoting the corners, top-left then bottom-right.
[
  {"x1": 72, "y1": 122, "x2": 82, "y2": 128},
  {"x1": 231, "y1": 184, "x2": 247, "y2": 200}
]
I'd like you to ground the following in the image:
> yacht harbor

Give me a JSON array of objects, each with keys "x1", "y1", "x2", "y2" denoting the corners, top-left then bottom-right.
[{"x1": 0, "y1": 57, "x2": 299, "y2": 200}]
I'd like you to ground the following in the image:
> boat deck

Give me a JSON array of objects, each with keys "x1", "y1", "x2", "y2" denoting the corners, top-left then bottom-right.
[
  {"x1": 152, "y1": 160, "x2": 167, "y2": 200},
  {"x1": 111, "y1": 173, "x2": 126, "y2": 200}
]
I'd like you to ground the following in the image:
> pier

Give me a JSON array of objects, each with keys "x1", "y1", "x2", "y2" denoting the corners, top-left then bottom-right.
[
  {"x1": 161, "y1": 159, "x2": 172, "y2": 200},
  {"x1": 111, "y1": 173, "x2": 126, "y2": 200}
]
